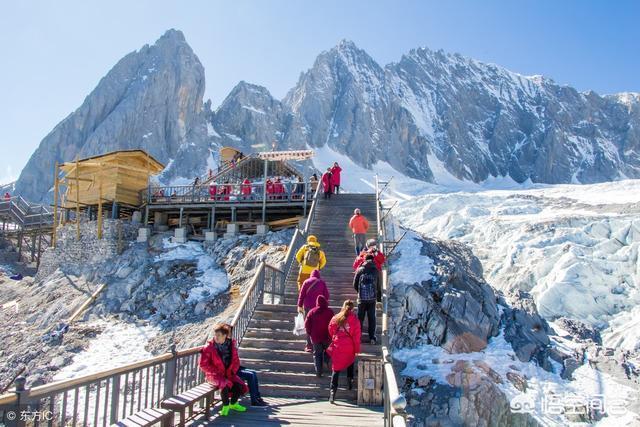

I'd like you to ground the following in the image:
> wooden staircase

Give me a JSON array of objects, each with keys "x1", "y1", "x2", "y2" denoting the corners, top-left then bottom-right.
[{"x1": 238, "y1": 193, "x2": 382, "y2": 401}]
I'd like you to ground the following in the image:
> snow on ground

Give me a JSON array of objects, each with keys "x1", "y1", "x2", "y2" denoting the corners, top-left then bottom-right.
[
  {"x1": 310, "y1": 143, "x2": 535, "y2": 198},
  {"x1": 392, "y1": 180, "x2": 640, "y2": 351},
  {"x1": 394, "y1": 328, "x2": 639, "y2": 426},
  {"x1": 54, "y1": 321, "x2": 159, "y2": 380},
  {"x1": 53, "y1": 321, "x2": 160, "y2": 425},
  {"x1": 387, "y1": 228, "x2": 434, "y2": 285},
  {"x1": 156, "y1": 239, "x2": 229, "y2": 303}
]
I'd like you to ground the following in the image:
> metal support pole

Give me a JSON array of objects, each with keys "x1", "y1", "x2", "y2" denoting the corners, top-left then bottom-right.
[
  {"x1": 262, "y1": 159, "x2": 268, "y2": 224},
  {"x1": 144, "y1": 205, "x2": 149, "y2": 226},
  {"x1": 179, "y1": 207, "x2": 184, "y2": 228},
  {"x1": 210, "y1": 206, "x2": 216, "y2": 231},
  {"x1": 231, "y1": 207, "x2": 237, "y2": 223},
  {"x1": 303, "y1": 181, "x2": 308, "y2": 217},
  {"x1": 111, "y1": 201, "x2": 117, "y2": 219}
]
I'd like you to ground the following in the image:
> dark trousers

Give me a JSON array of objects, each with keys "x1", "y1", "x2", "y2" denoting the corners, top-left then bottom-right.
[
  {"x1": 324, "y1": 191, "x2": 332, "y2": 199},
  {"x1": 334, "y1": 185, "x2": 340, "y2": 194},
  {"x1": 358, "y1": 301, "x2": 377, "y2": 340},
  {"x1": 220, "y1": 381, "x2": 243, "y2": 406},
  {"x1": 238, "y1": 367, "x2": 261, "y2": 404},
  {"x1": 330, "y1": 363, "x2": 354, "y2": 391},
  {"x1": 312, "y1": 342, "x2": 329, "y2": 374},
  {"x1": 353, "y1": 233, "x2": 367, "y2": 255}
]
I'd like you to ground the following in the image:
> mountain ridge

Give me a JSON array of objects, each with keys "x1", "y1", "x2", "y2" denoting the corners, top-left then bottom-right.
[{"x1": 14, "y1": 30, "x2": 640, "y2": 202}]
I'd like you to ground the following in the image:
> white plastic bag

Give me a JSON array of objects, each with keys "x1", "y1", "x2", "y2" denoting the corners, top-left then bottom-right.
[{"x1": 293, "y1": 312, "x2": 306, "y2": 336}]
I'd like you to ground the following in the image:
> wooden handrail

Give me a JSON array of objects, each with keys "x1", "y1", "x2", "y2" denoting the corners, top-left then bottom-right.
[
  {"x1": 27, "y1": 353, "x2": 174, "y2": 398},
  {"x1": 230, "y1": 262, "x2": 266, "y2": 328}
]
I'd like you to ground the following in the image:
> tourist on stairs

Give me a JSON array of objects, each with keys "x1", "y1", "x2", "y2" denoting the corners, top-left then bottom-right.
[
  {"x1": 298, "y1": 269, "x2": 330, "y2": 352},
  {"x1": 199, "y1": 323, "x2": 248, "y2": 416},
  {"x1": 349, "y1": 208, "x2": 370, "y2": 255},
  {"x1": 354, "y1": 254, "x2": 381, "y2": 345},
  {"x1": 310, "y1": 173, "x2": 319, "y2": 193},
  {"x1": 295, "y1": 235, "x2": 327, "y2": 290},
  {"x1": 331, "y1": 162, "x2": 342, "y2": 194},
  {"x1": 321, "y1": 168, "x2": 333, "y2": 199},
  {"x1": 353, "y1": 239, "x2": 386, "y2": 271},
  {"x1": 304, "y1": 295, "x2": 335, "y2": 377},
  {"x1": 327, "y1": 300, "x2": 361, "y2": 403}
]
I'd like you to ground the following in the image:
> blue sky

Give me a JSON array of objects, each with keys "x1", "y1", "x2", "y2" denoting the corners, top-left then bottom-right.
[{"x1": 1, "y1": 0, "x2": 638, "y2": 185}]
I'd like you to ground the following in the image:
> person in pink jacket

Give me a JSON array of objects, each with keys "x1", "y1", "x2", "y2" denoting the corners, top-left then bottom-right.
[
  {"x1": 330, "y1": 162, "x2": 342, "y2": 194},
  {"x1": 297, "y1": 269, "x2": 330, "y2": 352},
  {"x1": 321, "y1": 168, "x2": 333, "y2": 199},
  {"x1": 327, "y1": 300, "x2": 361, "y2": 403}
]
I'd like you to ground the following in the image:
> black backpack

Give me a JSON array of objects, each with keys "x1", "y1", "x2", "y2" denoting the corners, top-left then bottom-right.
[{"x1": 358, "y1": 268, "x2": 377, "y2": 302}]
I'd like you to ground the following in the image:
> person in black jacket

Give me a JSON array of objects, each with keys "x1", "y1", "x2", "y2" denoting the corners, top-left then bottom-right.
[{"x1": 353, "y1": 254, "x2": 381, "y2": 344}]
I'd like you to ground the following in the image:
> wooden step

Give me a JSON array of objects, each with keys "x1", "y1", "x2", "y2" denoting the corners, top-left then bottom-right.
[
  {"x1": 238, "y1": 347, "x2": 381, "y2": 363},
  {"x1": 245, "y1": 327, "x2": 383, "y2": 342},
  {"x1": 241, "y1": 337, "x2": 381, "y2": 354},
  {"x1": 259, "y1": 382, "x2": 357, "y2": 400}
]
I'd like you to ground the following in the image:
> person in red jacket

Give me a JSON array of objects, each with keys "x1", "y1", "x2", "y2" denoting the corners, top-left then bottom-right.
[
  {"x1": 199, "y1": 324, "x2": 249, "y2": 416},
  {"x1": 241, "y1": 178, "x2": 252, "y2": 199},
  {"x1": 265, "y1": 179, "x2": 274, "y2": 200},
  {"x1": 304, "y1": 295, "x2": 335, "y2": 377},
  {"x1": 327, "y1": 300, "x2": 361, "y2": 403},
  {"x1": 274, "y1": 177, "x2": 284, "y2": 200},
  {"x1": 330, "y1": 162, "x2": 342, "y2": 194},
  {"x1": 321, "y1": 168, "x2": 333, "y2": 200},
  {"x1": 209, "y1": 184, "x2": 217, "y2": 200},
  {"x1": 3, "y1": 192, "x2": 10, "y2": 201},
  {"x1": 353, "y1": 239, "x2": 386, "y2": 271},
  {"x1": 298, "y1": 269, "x2": 330, "y2": 352}
]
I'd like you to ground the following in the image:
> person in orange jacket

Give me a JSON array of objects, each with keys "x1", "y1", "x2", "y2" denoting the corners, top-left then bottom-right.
[{"x1": 348, "y1": 208, "x2": 369, "y2": 255}]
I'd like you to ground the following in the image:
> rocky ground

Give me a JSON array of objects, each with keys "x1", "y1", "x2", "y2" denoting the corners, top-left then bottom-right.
[
  {"x1": 387, "y1": 229, "x2": 640, "y2": 427},
  {"x1": 0, "y1": 226, "x2": 293, "y2": 390}
]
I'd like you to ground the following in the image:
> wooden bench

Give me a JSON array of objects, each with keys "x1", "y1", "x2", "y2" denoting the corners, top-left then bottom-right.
[
  {"x1": 161, "y1": 383, "x2": 217, "y2": 426},
  {"x1": 112, "y1": 407, "x2": 172, "y2": 427}
]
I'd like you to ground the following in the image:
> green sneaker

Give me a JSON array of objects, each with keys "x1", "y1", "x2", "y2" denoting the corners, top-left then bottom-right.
[
  {"x1": 219, "y1": 405, "x2": 230, "y2": 416},
  {"x1": 229, "y1": 402, "x2": 247, "y2": 412}
]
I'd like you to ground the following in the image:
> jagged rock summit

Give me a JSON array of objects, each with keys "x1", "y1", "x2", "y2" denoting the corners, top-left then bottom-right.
[
  {"x1": 15, "y1": 29, "x2": 216, "y2": 202},
  {"x1": 14, "y1": 34, "x2": 640, "y2": 202}
]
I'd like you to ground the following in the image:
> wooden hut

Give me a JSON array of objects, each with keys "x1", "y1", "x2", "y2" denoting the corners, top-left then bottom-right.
[{"x1": 59, "y1": 150, "x2": 164, "y2": 209}]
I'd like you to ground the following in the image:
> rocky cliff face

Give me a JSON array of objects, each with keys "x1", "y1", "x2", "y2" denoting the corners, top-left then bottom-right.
[
  {"x1": 15, "y1": 33, "x2": 640, "y2": 202},
  {"x1": 15, "y1": 29, "x2": 217, "y2": 202},
  {"x1": 280, "y1": 41, "x2": 640, "y2": 185}
]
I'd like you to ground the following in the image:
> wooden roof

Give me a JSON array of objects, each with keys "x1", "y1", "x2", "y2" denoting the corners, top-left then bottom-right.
[{"x1": 60, "y1": 149, "x2": 164, "y2": 173}]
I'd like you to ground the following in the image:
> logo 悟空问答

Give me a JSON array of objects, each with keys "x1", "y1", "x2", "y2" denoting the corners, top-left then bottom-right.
[{"x1": 510, "y1": 393, "x2": 536, "y2": 414}]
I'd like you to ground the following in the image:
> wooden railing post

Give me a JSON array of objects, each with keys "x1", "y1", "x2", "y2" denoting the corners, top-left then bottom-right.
[
  {"x1": 163, "y1": 345, "x2": 178, "y2": 399},
  {"x1": 110, "y1": 375, "x2": 121, "y2": 424},
  {"x1": 13, "y1": 377, "x2": 27, "y2": 427}
]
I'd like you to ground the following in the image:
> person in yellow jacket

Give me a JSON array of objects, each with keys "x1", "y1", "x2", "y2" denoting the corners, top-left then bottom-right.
[{"x1": 295, "y1": 235, "x2": 327, "y2": 290}]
